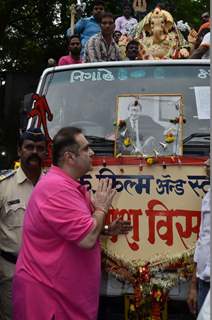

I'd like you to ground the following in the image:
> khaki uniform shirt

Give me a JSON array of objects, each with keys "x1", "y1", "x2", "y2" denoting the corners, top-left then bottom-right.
[{"x1": 0, "y1": 167, "x2": 34, "y2": 254}]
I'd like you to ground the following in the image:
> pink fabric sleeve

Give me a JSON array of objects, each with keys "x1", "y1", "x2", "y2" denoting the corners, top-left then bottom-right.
[
  {"x1": 40, "y1": 189, "x2": 95, "y2": 243},
  {"x1": 58, "y1": 56, "x2": 69, "y2": 66}
]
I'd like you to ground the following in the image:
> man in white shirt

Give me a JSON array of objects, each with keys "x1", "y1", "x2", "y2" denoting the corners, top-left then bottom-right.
[
  {"x1": 115, "y1": 3, "x2": 137, "y2": 35},
  {"x1": 187, "y1": 159, "x2": 210, "y2": 315},
  {"x1": 190, "y1": 32, "x2": 210, "y2": 59}
]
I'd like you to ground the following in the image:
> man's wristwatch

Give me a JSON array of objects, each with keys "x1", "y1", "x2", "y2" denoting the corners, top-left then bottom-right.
[
  {"x1": 104, "y1": 225, "x2": 109, "y2": 232},
  {"x1": 102, "y1": 224, "x2": 110, "y2": 235}
]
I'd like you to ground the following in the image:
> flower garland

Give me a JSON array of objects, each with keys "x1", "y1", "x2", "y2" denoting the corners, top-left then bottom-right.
[
  {"x1": 115, "y1": 116, "x2": 182, "y2": 161},
  {"x1": 101, "y1": 244, "x2": 195, "y2": 320}
]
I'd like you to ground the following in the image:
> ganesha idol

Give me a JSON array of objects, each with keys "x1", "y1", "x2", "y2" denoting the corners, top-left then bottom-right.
[{"x1": 135, "y1": 7, "x2": 190, "y2": 60}]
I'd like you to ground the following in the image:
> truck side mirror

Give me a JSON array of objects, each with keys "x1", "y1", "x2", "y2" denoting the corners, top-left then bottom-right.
[{"x1": 19, "y1": 92, "x2": 34, "y2": 132}]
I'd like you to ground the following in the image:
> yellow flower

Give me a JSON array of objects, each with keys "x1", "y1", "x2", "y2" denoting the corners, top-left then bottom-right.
[
  {"x1": 124, "y1": 137, "x2": 131, "y2": 147},
  {"x1": 146, "y1": 157, "x2": 155, "y2": 165},
  {"x1": 165, "y1": 136, "x2": 175, "y2": 143}
]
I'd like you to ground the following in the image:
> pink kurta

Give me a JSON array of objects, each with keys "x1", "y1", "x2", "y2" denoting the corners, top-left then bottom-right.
[
  {"x1": 13, "y1": 166, "x2": 101, "y2": 320},
  {"x1": 58, "y1": 55, "x2": 82, "y2": 65}
]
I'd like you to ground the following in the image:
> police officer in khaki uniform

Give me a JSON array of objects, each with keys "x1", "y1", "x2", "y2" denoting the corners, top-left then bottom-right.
[{"x1": 0, "y1": 128, "x2": 47, "y2": 320}]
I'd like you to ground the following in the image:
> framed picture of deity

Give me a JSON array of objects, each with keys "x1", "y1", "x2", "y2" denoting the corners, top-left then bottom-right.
[{"x1": 114, "y1": 94, "x2": 184, "y2": 157}]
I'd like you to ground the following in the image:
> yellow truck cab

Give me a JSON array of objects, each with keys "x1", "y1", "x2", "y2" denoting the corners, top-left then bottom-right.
[{"x1": 28, "y1": 59, "x2": 210, "y2": 318}]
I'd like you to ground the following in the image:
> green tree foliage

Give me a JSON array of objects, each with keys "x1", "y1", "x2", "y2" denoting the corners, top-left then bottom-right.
[
  {"x1": 0, "y1": 0, "x2": 70, "y2": 72},
  {"x1": 163, "y1": 0, "x2": 210, "y2": 28},
  {"x1": 0, "y1": 0, "x2": 210, "y2": 72}
]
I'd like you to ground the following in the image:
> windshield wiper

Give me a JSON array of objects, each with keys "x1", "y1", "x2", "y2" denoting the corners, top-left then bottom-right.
[
  {"x1": 183, "y1": 133, "x2": 210, "y2": 144},
  {"x1": 86, "y1": 135, "x2": 114, "y2": 156},
  {"x1": 86, "y1": 135, "x2": 113, "y2": 143},
  {"x1": 183, "y1": 133, "x2": 210, "y2": 156}
]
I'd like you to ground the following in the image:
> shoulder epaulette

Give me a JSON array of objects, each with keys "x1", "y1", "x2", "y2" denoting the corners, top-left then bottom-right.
[{"x1": 0, "y1": 169, "x2": 16, "y2": 182}]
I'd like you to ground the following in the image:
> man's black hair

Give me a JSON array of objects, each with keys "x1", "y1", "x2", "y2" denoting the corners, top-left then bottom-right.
[
  {"x1": 52, "y1": 127, "x2": 82, "y2": 166},
  {"x1": 100, "y1": 12, "x2": 115, "y2": 22},
  {"x1": 123, "y1": 1, "x2": 132, "y2": 9},
  {"x1": 92, "y1": 0, "x2": 104, "y2": 8},
  {"x1": 113, "y1": 30, "x2": 122, "y2": 35},
  {"x1": 68, "y1": 34, "x2": 81, "y2": 43},
  {"x1": 126, "y1": 40, "x2": 140, "y2": 50}
]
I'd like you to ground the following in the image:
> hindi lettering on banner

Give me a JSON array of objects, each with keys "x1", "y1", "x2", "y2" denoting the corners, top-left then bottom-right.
[
  {"x1": 82, "y1": 164, "x2": 208, "y2": 265},
  {"x1": 105, "y1": 208, "x2": 142, "y2": 251},
  {"x1": 156, "y1": 175, "x2": 186, "y2": 195},
  {"x1": 145, "y1": 199, "x2": 200, "y2": 248},
  {"x1": 187, "y1": 175, "x2": 210, "y2": 197},
  {"x1": 95, "y1": 168, "x2": 154, "y2": 195}
]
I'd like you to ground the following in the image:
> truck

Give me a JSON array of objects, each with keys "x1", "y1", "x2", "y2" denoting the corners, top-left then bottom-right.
[{"x1": 27, "y1": 59, "x2": 210, "y2": 319}]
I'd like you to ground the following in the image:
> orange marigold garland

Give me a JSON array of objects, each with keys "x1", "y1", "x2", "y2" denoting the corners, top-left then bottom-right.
[{"x1": 102, "y1": 249, "x2": 194, "y2": 320}]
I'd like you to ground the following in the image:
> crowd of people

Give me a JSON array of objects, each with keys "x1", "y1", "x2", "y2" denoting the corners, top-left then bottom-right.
[{"x1": 51, "y1": 0, "x2": 210, "y2": 66}]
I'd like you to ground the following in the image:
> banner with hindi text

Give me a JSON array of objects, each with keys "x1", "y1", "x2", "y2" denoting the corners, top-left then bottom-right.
[{"x1": 81, "y1": 162, "x2": 209, "y2": 268}]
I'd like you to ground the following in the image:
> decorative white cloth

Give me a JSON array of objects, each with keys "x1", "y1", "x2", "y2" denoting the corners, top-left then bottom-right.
[{"x1": 194, "y1": 190, "x2": 210, "y2": 281}]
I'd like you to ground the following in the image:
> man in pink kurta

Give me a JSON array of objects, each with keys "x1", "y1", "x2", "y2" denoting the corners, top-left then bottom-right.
[
  {"x1": 12, "y1": 127, "x2": 117, "y2": 320},
  {"x1": 13, "y1": 165, "x2": 100, "y2": 319},
  {"x1": 58, "y1": 35, "x2": 82, "y2": 66},
  {"x1": 58, "y1": 54, "x2": 82, "y2": 66}
]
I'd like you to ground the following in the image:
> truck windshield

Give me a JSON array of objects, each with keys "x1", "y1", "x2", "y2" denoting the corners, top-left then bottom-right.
[{"x1": 39, "y1": 62, "x2": 210, "y2": 154}]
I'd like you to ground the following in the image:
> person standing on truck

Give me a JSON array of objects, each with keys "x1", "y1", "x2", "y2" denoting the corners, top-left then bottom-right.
[
  {"x1": 12, "y1": 126, "x2": 132, "y2": 320},
  {"x1": 190, "y1": 31, "x2": 210, "y2": 59},
  {"x1": 115, "y1": 2, "x2": 137, "y2": 36},
  {"x1": 187, "y1": 159, "x2": 210, "y2": 316},
  {"x1": 125, "y1": 40, "x2": 140, "y2": 60},
  {"x1": 68, "y1": 0, "x2": 105, "y2": 54},
  {"x1": 58, "y1": 35, "x2": 82, "y2": 66},
  {"x1": 84, "y1": 12, "x2": 120, "y2": 62},
  {"x1": 199, "y1": 12, "x2": 210, "y2": 27},
  {"x1": 113, "y1": 30, "x2": 122, "y2": 44},
  {"x1": 0, "y1": 128, "x2": 46, "y2": 320}
]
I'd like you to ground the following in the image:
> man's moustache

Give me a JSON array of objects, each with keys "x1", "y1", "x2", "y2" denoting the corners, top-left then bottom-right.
[{"x1": 27, "y1": 155, "x2": 42, "y2": 163}]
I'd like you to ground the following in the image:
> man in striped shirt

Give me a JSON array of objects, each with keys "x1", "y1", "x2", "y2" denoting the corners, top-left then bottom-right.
[{"x1": 84, "y1": 12, "x2": 120, "y2": 63}]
